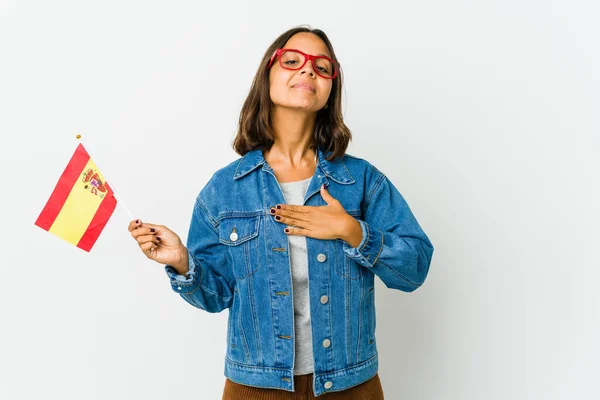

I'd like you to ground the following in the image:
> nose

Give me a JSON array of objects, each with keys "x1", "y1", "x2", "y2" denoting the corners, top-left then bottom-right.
[{"x1": 300, "y1": 60, "x2": 316, "y2": 77}]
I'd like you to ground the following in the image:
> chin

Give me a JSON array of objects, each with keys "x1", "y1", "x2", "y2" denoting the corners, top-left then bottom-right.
[{"x1": 276, "y1": 102, "x2": 319, "y2": 112}]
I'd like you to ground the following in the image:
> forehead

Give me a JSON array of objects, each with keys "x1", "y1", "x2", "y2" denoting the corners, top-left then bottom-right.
[{"x1": 283, "y1": 33, "x2": 331, "y2": 58}]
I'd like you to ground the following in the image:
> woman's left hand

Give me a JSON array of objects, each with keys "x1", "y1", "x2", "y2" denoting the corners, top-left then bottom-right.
[{"x1": 270, "y1": 184, "x2": 363, "y2": 247}]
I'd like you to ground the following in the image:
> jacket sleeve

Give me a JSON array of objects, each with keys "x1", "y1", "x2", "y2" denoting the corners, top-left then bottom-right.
[
  {"x1": 164, "y1": 196, "x2": 235, "y2": 312},
  {"x1": 342, "y1": 168, "x2": 434, "y2": 292}
]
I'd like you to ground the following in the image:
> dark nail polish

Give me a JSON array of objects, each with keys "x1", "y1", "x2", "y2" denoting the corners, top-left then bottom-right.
[
  {"x1": 157, "y1": 237, "x2": 161, "y2": 241},
  {"x1": 284, "y1": 228, "x2": 290, "y2": 233},
  {"x1": 276, "y1": 205, "x2": 282, "y2": 209},
  {"x1": 150, "y1": 228, "x2": 155, "y2": 232},
  {"x1": 275, "y1": 216, "x2": 281, "y2": 220},
  {"x1": 270, "y1": 208, "x2": 276, "y2": 214},
  {"x1": 135, "y1": 220, "x2": 139, "y2": 224}
]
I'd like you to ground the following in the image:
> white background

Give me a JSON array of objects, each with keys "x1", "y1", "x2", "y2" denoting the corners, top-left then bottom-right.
[{"x1": 1, "y1": 1, "x2": 598, "y2": 399}]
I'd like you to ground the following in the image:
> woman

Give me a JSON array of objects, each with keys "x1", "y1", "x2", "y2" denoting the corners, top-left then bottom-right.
[{"x1": 128, "y1": 26, "x2": 434, "y2": 399}]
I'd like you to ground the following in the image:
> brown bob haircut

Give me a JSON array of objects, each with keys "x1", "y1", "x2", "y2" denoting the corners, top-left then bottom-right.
[{"x1": 232, "y1": 26, "x2": 352, "y2": 162}]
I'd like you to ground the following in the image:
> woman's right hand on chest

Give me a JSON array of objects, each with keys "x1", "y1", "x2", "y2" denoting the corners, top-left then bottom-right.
[{"x1": 128, "y1": 219, "x2": 188, "y2": 273}]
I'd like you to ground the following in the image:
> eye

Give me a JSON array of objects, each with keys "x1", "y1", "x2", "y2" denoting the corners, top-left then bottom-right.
[
  {"x1": 317, "y1": 66, "x2": 329, "y2": 73},
  {"x1": 284, "y1": 60, "x2": 298, "y2": 65}
]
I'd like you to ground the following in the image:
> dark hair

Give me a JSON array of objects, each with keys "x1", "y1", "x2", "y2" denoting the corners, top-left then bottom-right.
[{"x1": 232, "y1": 26, "x2": 352, "y2": 161}]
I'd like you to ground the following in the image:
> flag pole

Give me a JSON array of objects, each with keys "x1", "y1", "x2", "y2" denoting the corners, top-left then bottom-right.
[{"x1": 76, "y1": 134, "x2": 136, "y2": 222}]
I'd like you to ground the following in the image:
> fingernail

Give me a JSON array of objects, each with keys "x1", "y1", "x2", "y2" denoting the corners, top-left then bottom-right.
[
  {"x1": 275, "y1": 216, "x2": 281, "y2": 220},
  {"x1": 270, "y1": 208, "x2": 276, "y2": 214},
  {"x1": 284, "y1": 228, "x2": 290, "y2": 233},
  {"x1": 157, "y1": 237, "x2": 161, "y2": 241},
  {"x1": 135, "y1": 220, "x2": 139, "y2": 224},
  {"x1": 150, "y1": 228, "x2": 155, "y2": 232},
  {"x1": 276, "y1": 205, "x2": 281, "y2": 209}
]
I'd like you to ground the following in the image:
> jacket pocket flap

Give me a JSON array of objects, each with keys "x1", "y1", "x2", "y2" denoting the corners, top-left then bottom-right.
[{"x1": 219, "y1": 216, "x2": 259, "y2": 246}]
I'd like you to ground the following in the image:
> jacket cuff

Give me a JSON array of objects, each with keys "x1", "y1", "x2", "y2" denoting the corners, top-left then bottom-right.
[
  {"x1": 164, "y1": 250, "x2": 202, "y2": 294},
  {"x1": 342, "y1": 220, "x2": 384, "y2": 268}
]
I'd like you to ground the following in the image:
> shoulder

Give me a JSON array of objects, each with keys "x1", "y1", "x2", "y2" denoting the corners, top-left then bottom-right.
[
  {"x1": 210, "y1": 156, "x2": 244, "y2": 184},
  {"x1": 194, "y1": 156, "x2": 245, "y2": 219},
  {"x1": 340, "y1": 152, "x2": 387, "y2": 186},
  {"x1": 341, "y1": 152, "x2": 379, "y2": 170}
]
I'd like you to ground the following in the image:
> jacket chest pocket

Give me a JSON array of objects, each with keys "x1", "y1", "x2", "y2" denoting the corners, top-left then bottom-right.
[{"x1": 219, "y1": 215, "x2": 261, "y2": 280}]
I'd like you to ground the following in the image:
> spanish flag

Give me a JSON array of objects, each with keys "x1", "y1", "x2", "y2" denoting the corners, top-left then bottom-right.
[{"x1": 35, "y1": 143, "x2": 117, "y2": 252}]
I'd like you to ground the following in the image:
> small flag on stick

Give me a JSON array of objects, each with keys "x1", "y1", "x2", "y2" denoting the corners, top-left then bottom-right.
[{"x1": 35, "y1": 142, "x2": 117, "y2": 252}]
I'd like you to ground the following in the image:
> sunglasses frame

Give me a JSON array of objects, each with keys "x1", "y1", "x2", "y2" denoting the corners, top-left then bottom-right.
[{"x1": 267, "y1": 48, "x2": 339, "y2": 79}]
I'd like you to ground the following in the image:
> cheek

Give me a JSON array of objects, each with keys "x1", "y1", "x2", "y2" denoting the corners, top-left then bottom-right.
[
  {"x1": 320, "y1": 83, "x2": 333, "y2": 101},
  {"x1": 269, "y1": 72, "x2": 289, "y2": 100}
]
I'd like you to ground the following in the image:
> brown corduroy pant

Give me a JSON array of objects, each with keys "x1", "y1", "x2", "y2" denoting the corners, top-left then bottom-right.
[{"x1": 222, "y1": 372, "x2": 384, "y2": 399}]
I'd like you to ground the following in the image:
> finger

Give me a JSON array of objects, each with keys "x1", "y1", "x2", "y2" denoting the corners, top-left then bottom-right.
[
  {"x1": 272, "y1": 204, "x2": 313, "y2": 217},
  {"x1": 273, "y1": 214, "x2": 311, "y2": 228},
  {"x1": 136, "y1": 222, "x2": 165, "y2": 232},
  {"x1": 273, "y1": 210, "x2": 310, "y2": 223},
  {"x1": 140, "y1": 241, "x2": 158, "y2": 256},
  {"x1": 131, "y1": 226, "x2": 158, "y2": 239},
  {"x1": 284, "y1": 226, "x2": 310, "y2": 236},
  {"x1": 128, "y1": 219, "x2": 142, "y2": 232},
  {"x1": 320, "y1": 184, "x2": 337, "y2": 205},
  {"x1": 275, "y1": 203, "x2": 310, "y2": 213},
  {"x1": 136, "y1": 234, "x2": 160, "y2": 246}
]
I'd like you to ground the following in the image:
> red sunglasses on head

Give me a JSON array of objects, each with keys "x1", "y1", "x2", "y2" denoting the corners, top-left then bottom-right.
[{"x1": 267, "y1": 48, "x2": 339, "y2": 79}]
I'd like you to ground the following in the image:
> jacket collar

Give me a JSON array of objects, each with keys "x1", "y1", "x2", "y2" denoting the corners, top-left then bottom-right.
[{"x1": 233, "y1": 146, "x2": 355, "y2": 184}]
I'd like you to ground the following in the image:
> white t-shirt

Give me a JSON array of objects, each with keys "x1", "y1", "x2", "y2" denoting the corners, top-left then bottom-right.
[{"x1": 279, "y1": 176, "x2": 314, "y2": 375}]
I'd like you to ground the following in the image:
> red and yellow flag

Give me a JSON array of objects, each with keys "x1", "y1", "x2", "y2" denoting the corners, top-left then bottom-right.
[{"x1": 35, "y1": 143, "x2": 117, "y2": 252}]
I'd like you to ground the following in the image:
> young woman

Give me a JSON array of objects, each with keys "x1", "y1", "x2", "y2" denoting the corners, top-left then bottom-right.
[{"x1": 129, "y1": 26, "x2": 434, "y2": 399}]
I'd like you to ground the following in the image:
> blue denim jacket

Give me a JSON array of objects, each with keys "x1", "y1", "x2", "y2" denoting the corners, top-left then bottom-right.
[{"x1": 164, "y1": 146, "x2": 434, "y2": 396}]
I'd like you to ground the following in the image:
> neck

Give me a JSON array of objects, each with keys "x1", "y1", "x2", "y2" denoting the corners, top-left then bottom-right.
[{"x1": 267, "y1": 106, "x2": 317, "y2": 168}]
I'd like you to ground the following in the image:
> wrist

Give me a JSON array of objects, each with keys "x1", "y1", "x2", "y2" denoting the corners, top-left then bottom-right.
[
  {"x1": 341, "y1": 217, "x2": 363, "y2": 248},
  {"x1": 171, "y1": 246, "x2": 189, "y2": 275}
]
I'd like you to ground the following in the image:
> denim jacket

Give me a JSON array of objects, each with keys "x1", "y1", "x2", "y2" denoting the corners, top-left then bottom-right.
[{"x1": 164, "y1": 146, "x2": 434, "y2": 396}]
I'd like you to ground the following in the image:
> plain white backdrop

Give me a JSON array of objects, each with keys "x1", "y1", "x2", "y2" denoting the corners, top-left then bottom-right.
[{"x1": 1, "y1": 1, "x2": 598, "y2": 399}]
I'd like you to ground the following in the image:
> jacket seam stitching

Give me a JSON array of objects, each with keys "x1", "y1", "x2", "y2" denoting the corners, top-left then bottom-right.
[
  {"x1": 366, "y1": 171, "x2": 386, "y2": 206},
  {"x1": 359, "y1": 221, "x2": 370, "y2": 253},
  {"x1": 225, "y1": 357, "x2": 291, "y2": 371},
  {"x1": 181, "y1": 254, "x2": 233, "y2": 300},
  {"x1": 233, "y1": 153, "x2": 249, "y2": 178},
  {"x1": 323, "y1": 352, "x2": 378, "y2": 374},
  {"x1": 339, "y1": 159, "x2": 355, "y2": 181},
  {"x1": 377, "y1": 259, "x2": 420, "y2": 288},
  {"x1": 196, "y1": 197, "x2": 219, "y2": 232},
  {"x1": 371, "y1": 229, "x2": 385, "y2": 266}
]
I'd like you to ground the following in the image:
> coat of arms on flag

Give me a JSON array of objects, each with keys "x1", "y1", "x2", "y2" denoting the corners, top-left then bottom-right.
[{"x1": 35, "y1": 143, "x2": 117, "y2": 252}]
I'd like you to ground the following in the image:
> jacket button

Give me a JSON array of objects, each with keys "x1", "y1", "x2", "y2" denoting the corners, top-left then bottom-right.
[
  {"x1": 320, "y1": 295, "x2": 328, "y2": 304},
  {"x1": 230, "y1": 232, "x2": 238, "y2": 241},
  {"x1": 322, "y1": 338, "x2": 331, "y2": 348},
  {"x1": 317, "y1": 253, "x2": 327, "y2": 262},
  {"x1": 324, "y1": 381, "x2": 333, "y2": 389}
]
